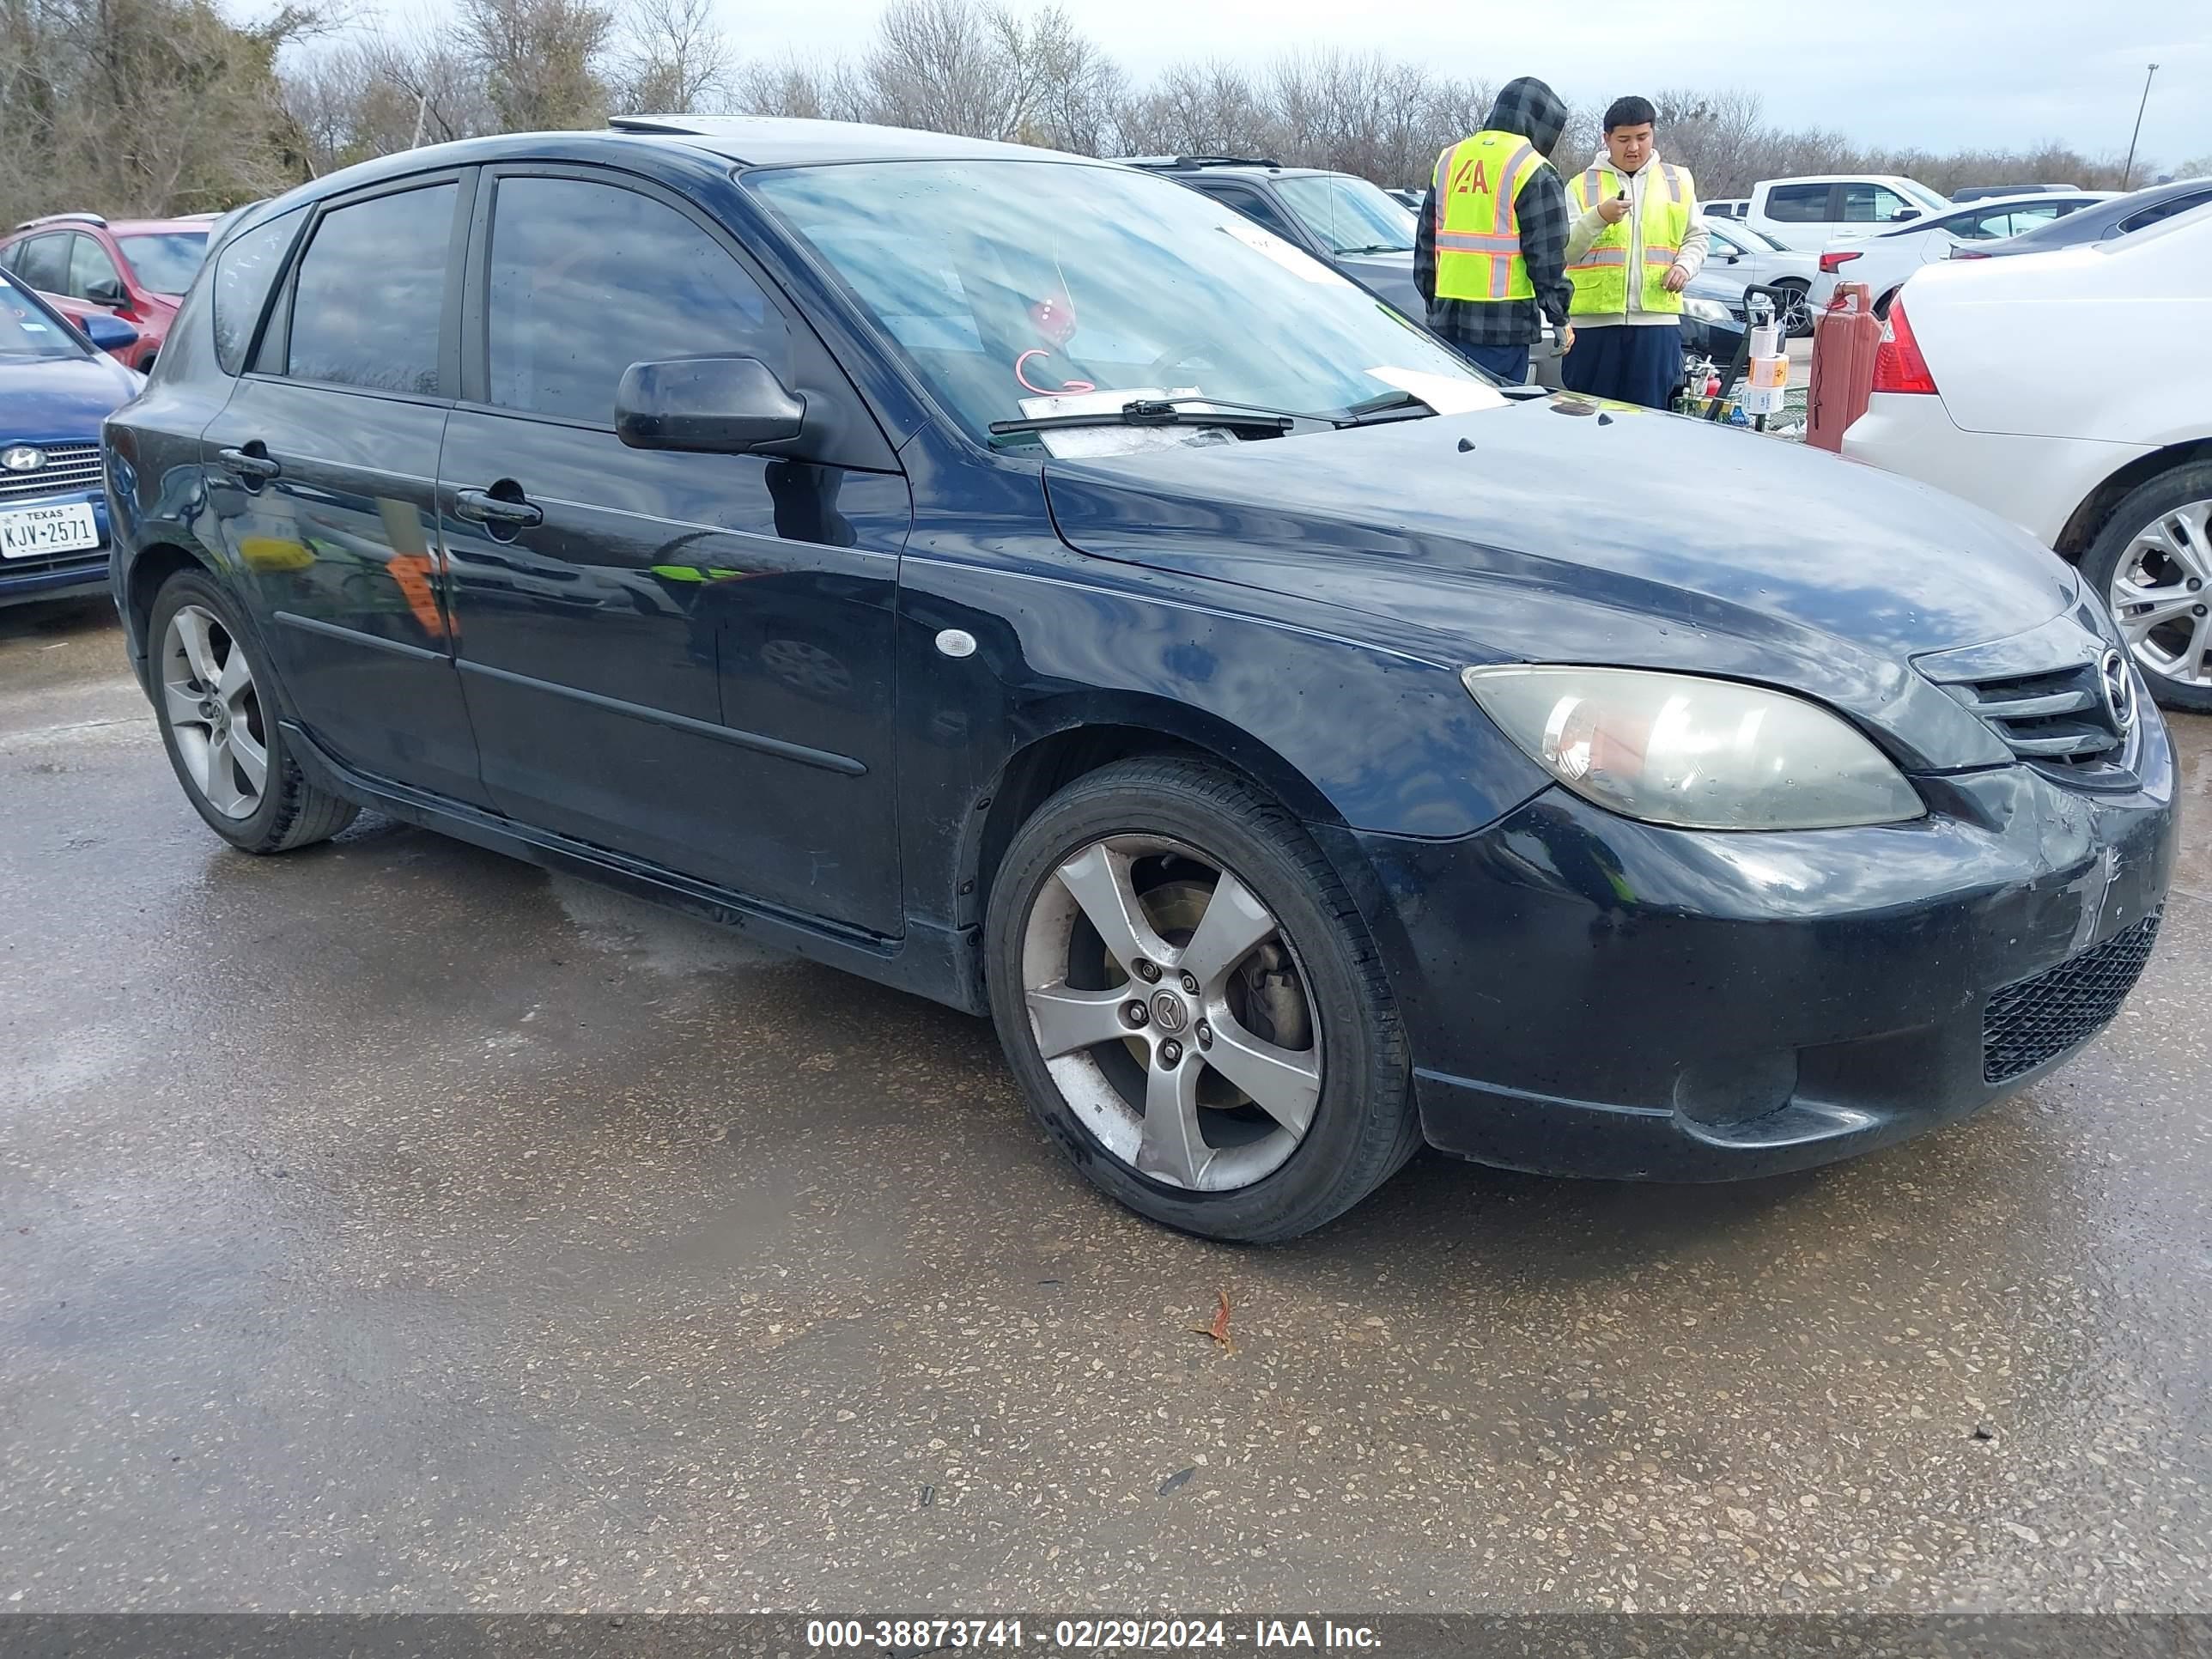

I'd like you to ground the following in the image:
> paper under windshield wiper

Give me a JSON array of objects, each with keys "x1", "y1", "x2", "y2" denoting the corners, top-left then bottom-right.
[{"x1": 988, "y1": 398, "x2": 1297, "y2": 437}]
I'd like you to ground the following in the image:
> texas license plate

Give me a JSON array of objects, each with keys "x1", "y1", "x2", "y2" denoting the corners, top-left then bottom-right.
[{"x1": 0, "y1": 501, "x2": 100, "y2": 559}]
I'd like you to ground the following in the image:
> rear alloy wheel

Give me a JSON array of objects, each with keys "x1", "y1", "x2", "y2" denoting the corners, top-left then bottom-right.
[
  {"x1": 149, "y1": 569, "x2": 360, "y2": 851},
  {"x1": 2084, "y1": 461, "x2": 2212, "y2": 712},
  {"x1": 1769, "y1": 280, "x2": 1813, "y2": 337},
  {"x1": 987, "y1": 757, "x2": 1418, "y2": 1242}
]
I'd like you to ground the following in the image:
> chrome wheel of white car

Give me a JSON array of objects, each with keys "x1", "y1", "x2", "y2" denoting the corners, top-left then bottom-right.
[{"x1": 2087, "y1": 462, "x2": 2212, "y2": 712}]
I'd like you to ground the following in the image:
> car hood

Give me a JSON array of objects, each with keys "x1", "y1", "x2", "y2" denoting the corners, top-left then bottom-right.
[
  {"x1": 1334, "y1": 249, "x2": 1422, "y2": 309},
  {"x1": 0, "y1": 352, "x2": 138, "y2": 442},
  {"x1": 1044, "y1": 397, "x2": 2082, "y2": 770}
]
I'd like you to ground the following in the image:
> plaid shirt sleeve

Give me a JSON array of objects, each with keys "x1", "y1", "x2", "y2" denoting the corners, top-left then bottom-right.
[
  {"x1": 1514, "y1": 163, "x2": 1574, "y2": 331},
  {"x1": 1415, "y1": 185, "x2": 1437, "y2": 307}
]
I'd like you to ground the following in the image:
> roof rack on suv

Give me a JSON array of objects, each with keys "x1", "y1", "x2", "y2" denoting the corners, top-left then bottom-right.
[
  {"x1": 1121, "y1": 155, "x2": 1284, "y2": 172},
  {"x1": 10, "y1": 211, "x2": 108, "y2": 232}
]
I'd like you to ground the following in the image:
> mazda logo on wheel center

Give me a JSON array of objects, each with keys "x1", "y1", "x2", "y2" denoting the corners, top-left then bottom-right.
[
  {"x1": 2100, "y1": 647, "x2": 2136, "y2": 736},
  {"x1": 1150, "y1": 992, "x2": 1188, "y2": 1033}
]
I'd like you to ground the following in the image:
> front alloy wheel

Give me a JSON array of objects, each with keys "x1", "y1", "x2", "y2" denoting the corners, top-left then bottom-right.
[
  {"x1": 986, "y1": 757, "x2": 1419, "y2": 1242},
  {"x1": 1021, "y1": 834, "x2": 1322, "y2": 1191},
  {"x1": 2107, "y1": 498, "x2": 2212, "y2": 690}
]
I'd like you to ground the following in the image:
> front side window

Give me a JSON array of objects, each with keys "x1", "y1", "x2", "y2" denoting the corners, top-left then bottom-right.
[
  {"x1": 0, "y1": 271, "x2": 86, "y2": 361},
  {"x1": 118, "y1": 232, "x2": 210, "y2": 296},
  {"x1": 751, "y1": 159, "x2": 1497, "y2": 444},
  {"x1": 1842, "y1": 184, "x2": 1911, "y2": 223},
  {"x1": 484, "y1": 176, "x2": 790, "y2": 425},
  {"x1": 65, "y1": 235, "x2": 122, "y2": 299},
  {"x1": 1273, "y1": 173, "x2": 1417, "y2": 255},
  {"x1": 287, "y1": 184, "x2": 456, "y2": 394},
  {"x1": 213, "y1": 207, "x2": 305, "y2": 376},
  {"x1": 1196, "y1": 183, "x2": 1301, "y2": 242},
  {"x1": 1765, "y1": 185, "x2": 1830, "y2": 222}
]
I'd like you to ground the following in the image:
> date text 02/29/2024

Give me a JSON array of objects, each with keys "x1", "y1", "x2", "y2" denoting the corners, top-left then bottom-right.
[{"x1": 803, "y1": 1620, "x2": 1384, "y2": 1650}]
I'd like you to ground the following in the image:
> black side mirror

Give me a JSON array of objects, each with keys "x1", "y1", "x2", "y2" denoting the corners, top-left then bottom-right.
[
  {"x1": 616, "y1": 356, "x2": 806, "y2": 454},
  {"x1": 86, "y1": 276, "x2": 127, "y2": 308},
  {"x1": 1723, "y1": 252, "x2": 1741, "y2": 264}
]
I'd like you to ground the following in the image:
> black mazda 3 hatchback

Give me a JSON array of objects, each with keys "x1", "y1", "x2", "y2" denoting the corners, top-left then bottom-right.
[{"x1": 101, "y1": 118, "x2": 2174, "y2": 1240}]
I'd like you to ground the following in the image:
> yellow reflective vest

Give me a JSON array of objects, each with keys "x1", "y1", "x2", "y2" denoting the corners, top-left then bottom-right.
[
  {"x1": 1566, "y1": 161, "x2": 1694, "y2": 316},
  {"x1": 1430, "y1": 130, "x2": 1553, "y2": 303}
]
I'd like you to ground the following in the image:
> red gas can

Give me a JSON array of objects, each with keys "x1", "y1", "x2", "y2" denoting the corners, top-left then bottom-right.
[{"x1": 1807, "y1": 283, "x2": 1882, "y2": 453}]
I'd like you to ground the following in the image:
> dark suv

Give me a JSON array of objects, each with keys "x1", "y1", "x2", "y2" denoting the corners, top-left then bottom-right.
[
  {"x1": 103, "y1": 118, "x2": 2172, "y2": 1241},
  {"x1": 1122, "y1": 155, "x2": 1562, "y2": 383}
]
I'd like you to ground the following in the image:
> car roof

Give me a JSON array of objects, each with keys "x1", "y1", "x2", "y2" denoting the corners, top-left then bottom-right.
[
  {"x1": 106, "y1": 216, "x2": 220, "y2": 237},
  {"x1": 606, "y1": 115, "x2": 1087, "y2": 167},
  {"x1": 1758, "y1": 173, "x2": 1929, "y2": 187}
]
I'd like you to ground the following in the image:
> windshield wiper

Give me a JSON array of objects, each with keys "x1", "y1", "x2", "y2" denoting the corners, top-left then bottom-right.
[
  {"x1": 1339, "y1": 390, "x2": 1436, "y2": 424},
  {"x1": 988, "y1": 398, "x2": 1297, "y2": 439},
  {"x1": 1336, "y1": 243, "x2": 1414, "y2": 255}
]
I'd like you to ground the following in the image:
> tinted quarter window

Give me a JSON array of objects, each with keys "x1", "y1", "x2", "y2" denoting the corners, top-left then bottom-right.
[
  {"x1": 485, "y1": 176, "x2": 791, "y2": 425},
  {"x1": 288, "y1": 183, "x2": 458, "y2": 394},
  {"x1": 213, "y1": 207, "x2": 306, "y2": 375},
  {"x1": 12, "y1": 234, "x2": 70, "y2": 291},
  {"x1": 1765, "y1": 185, "x2": 1830, "y2": 222}
]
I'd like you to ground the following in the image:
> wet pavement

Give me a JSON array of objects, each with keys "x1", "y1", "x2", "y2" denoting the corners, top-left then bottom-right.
[{"x1": 3, "y1": 595, "x2": 2209, "y2": 1613}]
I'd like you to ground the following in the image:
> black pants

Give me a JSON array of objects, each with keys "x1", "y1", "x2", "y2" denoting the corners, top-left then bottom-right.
[{"x1": 1561, "y1": 321, "x2": 1681, "y2": 409}]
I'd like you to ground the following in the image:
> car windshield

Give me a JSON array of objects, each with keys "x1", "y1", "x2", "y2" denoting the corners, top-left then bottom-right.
[
  {"x1": 750, "y1": 160, "x2": 1498, "y2": 445},
  {"x1": 0, "y1": 271, "x2": 85, "y2": 361},
  {"x1": 1899, "y1": 179, "x2": 1952, "y2": 212},
  {"x1": 117, "y1": 231, "x2": 209, "y2": 295},
  {"x1": 1272, "y1": 173, "x2": 1418, "y2": 254}
]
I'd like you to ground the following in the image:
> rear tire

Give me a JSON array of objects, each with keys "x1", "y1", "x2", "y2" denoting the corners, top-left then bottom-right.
[
  {"x1": 985, "y1": 756, "x2": 1419, "y2": 1243},
  {"x1": 2081, "y1": 460, "x2": 2212, "y2": 713},
  {"x1": 1768, "y1": 279, "x2": 1813, "y2": 337},
  {"x1": 149, "y1": 568, "x2": 359, "y2": 852}
]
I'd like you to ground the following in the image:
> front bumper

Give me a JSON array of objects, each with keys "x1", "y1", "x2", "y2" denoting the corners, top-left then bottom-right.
[
  {"x1": 1333, "y1": 719, "x2": 2177, "y2": 1181},
  {"x1": 0, "y1": 489, "x2": 111, "y2": 608}
]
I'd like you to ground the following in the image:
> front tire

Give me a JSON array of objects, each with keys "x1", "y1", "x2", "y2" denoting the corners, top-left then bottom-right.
[
  {"x1": 149, "y1": 568, "x2": 359, "y2": 852},
  {"x1": 985, "y1": 757, "x2": 1418, "y2": 1243},
  {"x1": 2082, "y1": 460, "x2": 2212, "y2": 713}
]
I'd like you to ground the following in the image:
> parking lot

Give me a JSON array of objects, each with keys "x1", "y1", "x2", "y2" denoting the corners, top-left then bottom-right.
[{"x1": 3, "y1": 592, "x2": 2209, "y2": 1613}]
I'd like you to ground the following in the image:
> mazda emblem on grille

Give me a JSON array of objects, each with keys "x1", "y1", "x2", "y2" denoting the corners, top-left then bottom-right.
[
  {"x1": 1, "y1": 446, "x2": 46, "y2": 474},
  {"x1": 2099, "y1": 647, "x2": 2136, "y2": 736}
]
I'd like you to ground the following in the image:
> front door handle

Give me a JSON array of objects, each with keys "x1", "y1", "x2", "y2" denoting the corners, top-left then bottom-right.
[
  {"x1": 217, "y1": 444, "x2": 281, "y2": 483},
  {"x1": 453, "y1": 485, "x2": 544, "y2": 530}
]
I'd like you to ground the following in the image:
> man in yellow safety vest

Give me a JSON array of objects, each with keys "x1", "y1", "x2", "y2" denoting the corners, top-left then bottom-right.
[
  {"x1": 1414, "y1": 76, "x2": 1576, "y2": 387},
  {"x1": 1559, "y1": 95, "x2": 1711, "y2": 408}
]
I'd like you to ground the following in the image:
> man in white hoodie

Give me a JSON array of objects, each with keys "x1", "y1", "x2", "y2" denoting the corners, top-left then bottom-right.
[{"x1": 1559, "y1": 96, "x2": 1711, "y2": 408}]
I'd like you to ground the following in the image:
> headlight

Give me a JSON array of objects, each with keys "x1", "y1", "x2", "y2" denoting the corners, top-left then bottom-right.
[
  {"x1": 1462, "y1": 665, "x2": 1924, "y2": 830},
  {"x1": 1681, "y1": 295, "x2": 1734, "y2": 325}
]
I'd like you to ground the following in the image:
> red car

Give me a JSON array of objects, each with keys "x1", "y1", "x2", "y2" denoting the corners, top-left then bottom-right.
[{"x1": 0, "y1": 212, "x2": 217, "y2": 373}]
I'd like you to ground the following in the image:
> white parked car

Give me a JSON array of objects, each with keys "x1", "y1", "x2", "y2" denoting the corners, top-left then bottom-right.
[
  {"x1": 1745, "y1": 173, "x2": 1951, "y2": 251},
  {"x1": 1843, "y1": 203, "x2": 2212, "y2": 708},
  {"x1": 1688, "y1": 219, "x2": 1820, "y2": 333},
  {"x1": 1703, "y1": 198, "x2": 1747, "y2": 221},
  {"x1": 1809, "y1": 192, "x2": 2114, "y2": 311}
]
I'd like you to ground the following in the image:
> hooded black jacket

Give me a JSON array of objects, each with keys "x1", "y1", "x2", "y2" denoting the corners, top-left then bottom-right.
[{"x1": 1414, "y1": 76, "x2": 1574, "y2": 349}]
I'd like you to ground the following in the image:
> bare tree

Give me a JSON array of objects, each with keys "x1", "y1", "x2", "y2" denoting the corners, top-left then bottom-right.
[{"x1": 610, "y1": 0, "x2": 729, "y2": 115}]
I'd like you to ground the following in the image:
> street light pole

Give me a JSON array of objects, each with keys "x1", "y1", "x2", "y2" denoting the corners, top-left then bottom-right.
[{"x1": 2121, "y1": 63, "x2": 2159, "y2": 189}]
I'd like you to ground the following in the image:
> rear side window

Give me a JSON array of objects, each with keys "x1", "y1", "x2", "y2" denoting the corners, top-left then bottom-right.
[
  {"x1": 212, "y1": 206, "x2": 305, "y2": 375},
  {"x1": 2119, "y1": 190, "x2": 2212, "y2": 235},
  {"x1": 10, "y1": 234, "x2": 69, "y2": 291},
  {"x1": 288, "y1": 184, "x2": 457, "y2": 394},
  {"x1": 483, "y1": 176, "x2": 790, "y2": 425},
  {"x1": 1765, "y1": 185, "x2": 1830, "y2": 223}
]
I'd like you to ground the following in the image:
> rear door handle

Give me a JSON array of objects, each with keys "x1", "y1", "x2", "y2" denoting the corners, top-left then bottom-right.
[
  {"x1": 217, "y1": 444, "x2": 281, "y2": 482},
  {"x1": 453, "y1": 486, "x2": 544, "y2": 530}
]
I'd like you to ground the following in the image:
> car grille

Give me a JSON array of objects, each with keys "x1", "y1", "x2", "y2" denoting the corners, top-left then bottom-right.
[
  {"x1": 0, "y1": 442, "x2": 104, "y2": 502},
  {"x1": 1926, "y1": 639, "x2": 2142, "y2": 787},
  {"x1": 1983, "y1": 909, "x2": 2160, "y2": 1084}
]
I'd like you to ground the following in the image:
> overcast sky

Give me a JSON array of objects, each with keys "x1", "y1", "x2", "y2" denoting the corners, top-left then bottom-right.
[{"x1": 366, "y1": 0, "x2": 2209, "y2": 171}]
